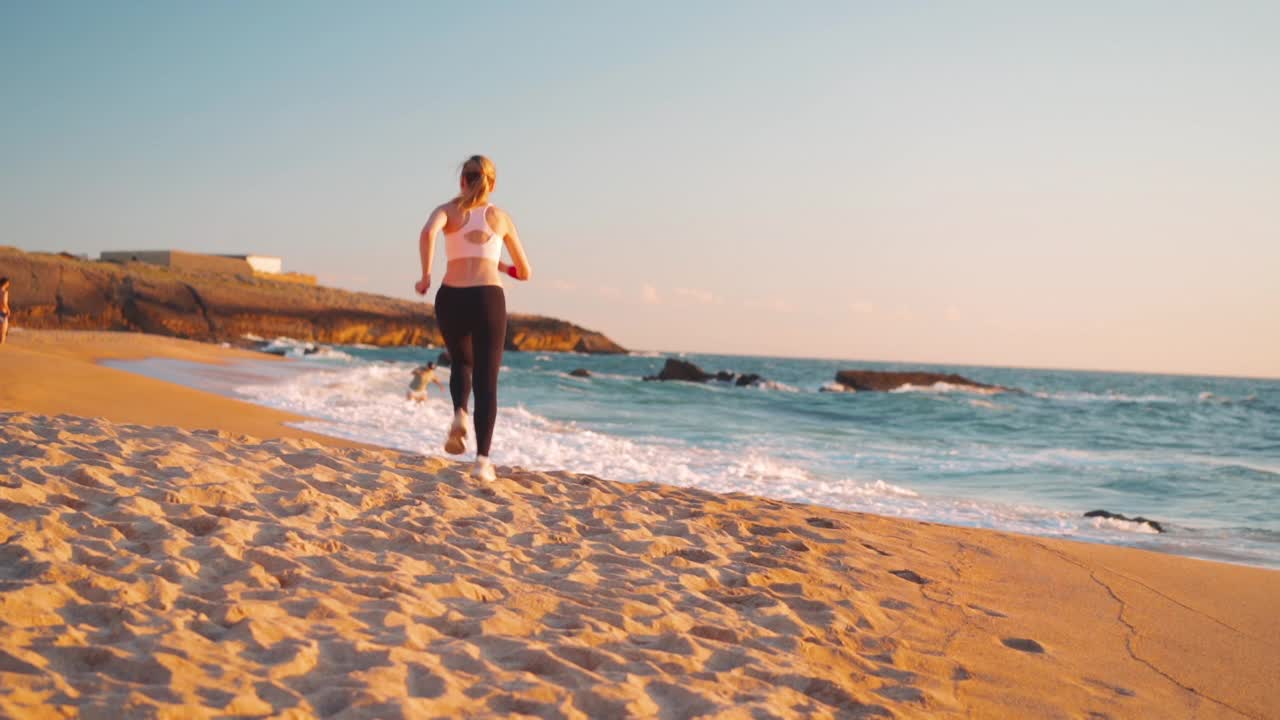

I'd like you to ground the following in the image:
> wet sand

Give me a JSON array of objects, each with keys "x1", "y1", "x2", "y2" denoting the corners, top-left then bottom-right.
[{"x1": 0, "y1": 330, "x2": 364, "y2": 448}]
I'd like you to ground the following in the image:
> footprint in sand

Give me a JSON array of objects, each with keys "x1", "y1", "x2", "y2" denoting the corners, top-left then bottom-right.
[
  {"x1": 861, "y1": 542, "x2": 892, "y2": 556},
  {"x1": 968, "y1": 603, "x2": 1007, "y2": 618},
  {"x1": 805, "y1": 517, "x2": 842, "y2": 529},
  {"x1": 889, "y1": 569, "x2": 928, "y2": 585},
  {"x1": 1001, "y1": 637, "x2": 1046, "y2": 654}
]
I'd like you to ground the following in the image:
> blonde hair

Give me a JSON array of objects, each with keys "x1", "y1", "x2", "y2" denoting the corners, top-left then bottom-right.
[{"x1": 454, "y1": 155, "x2": 496, "y2": 211}]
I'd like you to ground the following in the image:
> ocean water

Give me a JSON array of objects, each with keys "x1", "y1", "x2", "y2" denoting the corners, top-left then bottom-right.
[{"x1": 113, "y1": 341, "x2": 1280, "y2": 569}]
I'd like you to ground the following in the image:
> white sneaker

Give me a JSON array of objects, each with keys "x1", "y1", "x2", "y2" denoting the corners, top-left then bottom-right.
[
  {"x1": 444, "y1": 410, "x2": 468, "y2": 455},
  {"x1": 470, "y1": 456, "x2": 496, "y2": 482}
]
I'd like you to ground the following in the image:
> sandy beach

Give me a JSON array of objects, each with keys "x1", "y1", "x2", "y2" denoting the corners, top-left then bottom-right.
[
  {"x1": 0, "y1": 330, "x2": 366, "y2": 448},
  {"x1": 1, "y1": 331, "x2": 1278, "y2": 719}
]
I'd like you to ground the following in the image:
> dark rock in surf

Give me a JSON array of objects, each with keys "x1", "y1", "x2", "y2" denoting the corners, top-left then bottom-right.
[
  {"x1": 569, "y1": 368, "x2": 591, "y2": 378},
  {"x1": 643, "y1": 358, "x2": 769, "y2": 388},
  {"x1": 644, "y1": 358, "x2": 715, "y2": 382},
  {"x1": 833, "y1": 370, "x2": 1010, "y2": 393},
  {"x1": 1083, "y1": 510, "x2": 1164, "y2": 534}
]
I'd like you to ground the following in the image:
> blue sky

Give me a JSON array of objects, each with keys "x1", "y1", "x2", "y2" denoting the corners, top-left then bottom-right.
[{"x1": 2, "y1": 1, "x2": 1277, "y2": 377}]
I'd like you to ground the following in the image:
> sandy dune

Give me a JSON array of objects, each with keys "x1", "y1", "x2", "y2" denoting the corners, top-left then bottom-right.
[{"x1": 3, "y1": 412, "x2": 1278, "y2": 719}]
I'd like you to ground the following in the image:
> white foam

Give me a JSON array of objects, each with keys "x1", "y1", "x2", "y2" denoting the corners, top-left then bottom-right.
[
  {"x1": 550, "y1": 370, "x2": 636, "y2": 383},
  {"x1": 256, "y1": 336, "x2": 355, "y2": 361},
  {"x1": 752, "y1": 380, "x2": 801, "y2": 392},
  {"x1": 233, "y1": 364, "x2": 924, "y2": 506},
  {"x1": 1088, "y1": 517, "x2": 1161, "y2": 535},
  {"x1": 890, "y1": 381, "x2": 1000, "y2": 396},
  {"x1": 1033, "y1": 390, "x2": 1177, "y2": 404},
  {"x1": 1196, "y1": 391, "x2": 1258, "y2": 406},
  {"x1": 230, "y1": 362, "x2": 1192, "y2": 549},
  {"x1": 593, "y1": 372, "x2": 639, "y2": 382},
  {"x1": 310, "y1": 347, "x2": 356, "y2": 361}
]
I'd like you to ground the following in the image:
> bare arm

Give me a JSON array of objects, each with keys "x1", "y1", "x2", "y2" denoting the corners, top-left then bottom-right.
[
  {"x1": 416, "y1": 206, "x2": 448, "y2": 294},
  {"x1": 497, "y1": 212, "x2": 533, "y2": 281}
]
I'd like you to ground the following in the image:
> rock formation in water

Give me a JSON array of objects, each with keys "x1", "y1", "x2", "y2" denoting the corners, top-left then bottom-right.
[
  {"x1": 1, "y1": 247, "x2": 625, "y2": 353},
  {"x1": 1083, "y1": 510, "x2": 1165, "y2": 534},
  {"x1": 645, "y1": 359, "x2": 713, "y2": 382},
  {"x1": 643, "y1": 358, "x2": 766, "y2": 387},
  {"x1": 832, "y1": 370, "x2": 1010, "y2": 393}
]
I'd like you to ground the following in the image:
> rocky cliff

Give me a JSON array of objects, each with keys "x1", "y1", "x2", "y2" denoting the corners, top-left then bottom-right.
[{"x1": 1, "y1": 247, "x2": 626, "y2": 353}]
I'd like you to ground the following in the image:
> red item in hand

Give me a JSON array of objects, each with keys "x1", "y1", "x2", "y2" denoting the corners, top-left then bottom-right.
[{"x1": 506, "y1": 266, "x2": 519, "y2": 279}]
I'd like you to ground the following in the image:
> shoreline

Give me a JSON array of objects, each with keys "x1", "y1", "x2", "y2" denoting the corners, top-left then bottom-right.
[
  {"x1": 7, "y1": 329, "x2": 1274, "y2": 569},
  {"x1": 2, "y1": 330, "x2": 1278, "y2": 717},
  {"x1": 0, "y1": 329, "x2": 372, "y2": 450},
  {"x1": 100, "y1": 334, "x2": 1280, "y2": 571}
]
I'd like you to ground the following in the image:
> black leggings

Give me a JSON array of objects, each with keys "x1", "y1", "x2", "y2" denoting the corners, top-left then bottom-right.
[{"x1": 434, "y1": 284, "x2": 507, "y2": 456}]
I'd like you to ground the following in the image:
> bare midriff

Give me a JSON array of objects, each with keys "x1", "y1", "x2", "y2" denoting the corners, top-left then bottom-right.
[{"x1": 442, "y1": 258, "x2": 504, "y2": 288}]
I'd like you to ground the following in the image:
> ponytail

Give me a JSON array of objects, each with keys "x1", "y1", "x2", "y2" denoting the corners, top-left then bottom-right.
[{"x1": 454, "y1": 155, "x2": 496, "y2": 210}]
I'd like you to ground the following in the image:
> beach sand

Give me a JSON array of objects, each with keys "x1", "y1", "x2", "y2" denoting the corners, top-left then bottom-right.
[
  {"x1": 0, "y1": 330, "x2": 365, "y2": 448},
  {"x1": 1, "y1": 331, "x2": 1278, "y2": 718}
]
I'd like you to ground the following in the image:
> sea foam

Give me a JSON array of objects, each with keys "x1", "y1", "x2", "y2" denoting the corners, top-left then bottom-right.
[{"x1": 229, "y1": 362, "x2": 1204, "y2": 552}]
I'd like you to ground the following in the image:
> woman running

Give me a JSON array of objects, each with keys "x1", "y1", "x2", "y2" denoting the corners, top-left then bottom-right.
[{"x1": 415, "y1": 155, "x2": 532, "y2": 481}]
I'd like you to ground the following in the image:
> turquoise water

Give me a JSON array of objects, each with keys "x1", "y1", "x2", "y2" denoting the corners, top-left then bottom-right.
[{"x1": 132, "y1": 343, "x2": 1280, "y2": 568}]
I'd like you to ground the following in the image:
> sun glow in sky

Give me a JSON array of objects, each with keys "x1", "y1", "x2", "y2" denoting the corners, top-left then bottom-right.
[{"x1": 2, "y1": 2, "x2": 1277, "y2": 377}]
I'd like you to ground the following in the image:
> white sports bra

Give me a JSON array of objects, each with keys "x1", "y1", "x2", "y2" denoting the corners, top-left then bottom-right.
[{"x1": 444, "y1": 204, "x2": 503, "y2": 262}]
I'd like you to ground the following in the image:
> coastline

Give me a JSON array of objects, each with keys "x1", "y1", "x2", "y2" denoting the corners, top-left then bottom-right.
[
  {"x1": 0, "y1": 329, "x2": 370, "y2": 449},
  {"x1": 1, "y1": 330, "x2": 1278, "y2": 718}
]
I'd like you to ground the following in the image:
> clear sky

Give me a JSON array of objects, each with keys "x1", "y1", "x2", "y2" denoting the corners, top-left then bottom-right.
[{"x1": 3, "y1": 1, "x2": 1277, "y2": 377}]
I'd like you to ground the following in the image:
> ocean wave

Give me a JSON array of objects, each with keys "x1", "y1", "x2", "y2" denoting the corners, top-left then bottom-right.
[
  {"x1": 553, "y1": 371, "x2": 637, "y2": 382},
  {"x1": 257, "y1": 336, "x2": 356, "y2": 361},
  {"x1": 1087, "y1": 516, "x2": 1162, "y2": 535},
  {"x1": 1197, "y1": 391, "x2": 1259, "y2": 405},
  {"x1": 232, "y1": 364, "x2": 941, "y2": 506},
  {"x1": 751, "y1": 380, "x2": 802, "y2": 393},
  {"x1": 230, "y1": 362, "x2": 1208, "y2": 553},
  {"x1": 1033, "y1": 390, "x2": 1177, "y2": 404},
  {"x1": 889, "y1": 382, "x2": 1001, "y2": 396}
]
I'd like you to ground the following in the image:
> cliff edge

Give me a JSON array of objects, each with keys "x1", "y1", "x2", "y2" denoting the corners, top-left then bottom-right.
[{"x1": 0, "y1": 247, "x2": 626, "y2": 353}]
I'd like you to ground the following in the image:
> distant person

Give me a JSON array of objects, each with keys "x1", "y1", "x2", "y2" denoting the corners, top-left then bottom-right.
[
  {"x1": 406, "y1": 362, "x2": 445, "y2": 403},
  {"x1": 0, "y1": 277, "x2": 10, "y2": 345},
  {"x1": 415, "y1": 155, "x2": 532, "y2": 481}
]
